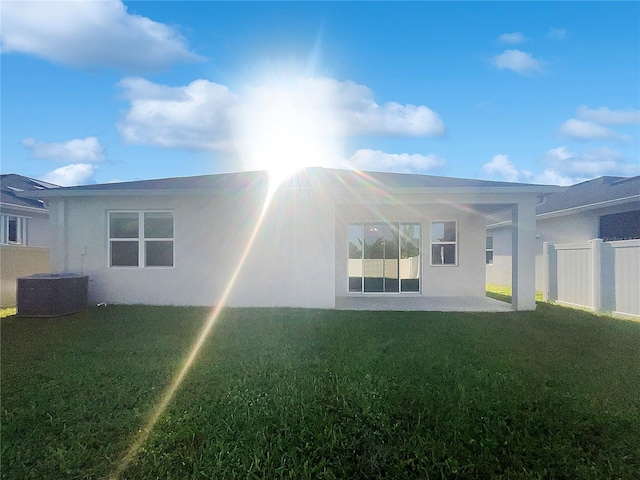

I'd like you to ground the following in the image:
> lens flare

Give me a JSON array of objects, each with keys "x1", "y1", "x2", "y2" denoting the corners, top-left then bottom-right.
[{"x1": 109, "y1": 192, "x2": 275, "y2": 480}]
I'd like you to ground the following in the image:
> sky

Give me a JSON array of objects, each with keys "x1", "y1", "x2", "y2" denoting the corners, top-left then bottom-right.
[{"x1": 1, "y1": 0, "x2": 639, "y2": 187}]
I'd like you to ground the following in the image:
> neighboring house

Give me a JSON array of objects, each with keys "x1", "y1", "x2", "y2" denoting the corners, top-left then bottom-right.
[
  {"x1": 486, "y1": 176, "x2": 640, "y2": 291},
  {"x1": 19, "y1": 168, "x2": 560, "y2": 311},
  {"x1": 0, "y1": 174, "x2": 57, "y2": 307}
]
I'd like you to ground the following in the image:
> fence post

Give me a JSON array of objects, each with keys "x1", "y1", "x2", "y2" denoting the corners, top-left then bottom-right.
[
  {"x1": 591, "y1": 238, "x2": 603, "y2": 313},
  {"x1": 543, "y1": 242, "x2": 550, "y2": 301}
]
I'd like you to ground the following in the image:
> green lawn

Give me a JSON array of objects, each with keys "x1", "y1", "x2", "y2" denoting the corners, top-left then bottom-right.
[{"x1": 2, "y1": 305, "x2": 639, "y2": 479}]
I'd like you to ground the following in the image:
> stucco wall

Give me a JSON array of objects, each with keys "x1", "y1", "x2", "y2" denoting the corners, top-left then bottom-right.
[
  {"x1": 48, "y1": 189, "x2": 336, "y2": 308},
  {"x1": 336, "y1": 203, "x2": 487, "y2": 298},
  {"x1": 49, "y1": 188, "x2": 524, "y2": 307},
  {"x1": 485, "y1": 225, "x2": 513, "y2": 287}
]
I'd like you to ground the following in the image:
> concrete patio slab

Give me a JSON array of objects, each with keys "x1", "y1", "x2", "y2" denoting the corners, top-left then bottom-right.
[{"x1": 335, "y1": 295, "x2": 513, "y2": 312}]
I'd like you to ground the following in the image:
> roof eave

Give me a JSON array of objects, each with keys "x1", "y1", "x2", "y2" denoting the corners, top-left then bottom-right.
[{"x1": 18, "y1": 184, "x2": 565, "y2": 198}]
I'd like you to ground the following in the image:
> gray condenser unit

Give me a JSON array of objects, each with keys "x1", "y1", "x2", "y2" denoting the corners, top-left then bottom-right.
[{"x1": 17, "y1": 273, "x2": 89, "y2": 317}]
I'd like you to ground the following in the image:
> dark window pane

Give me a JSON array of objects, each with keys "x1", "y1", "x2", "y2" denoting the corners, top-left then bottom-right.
[
  {"x1": 401, "y1": 279, "x2": 420, "y2": 292},
  {"x1": 432, "y1": 244, "x2": 456, "y2": 265},
  {"x1": 349, "y1": 276, "x2": 362, "y2": 292},
  {"x1": 431, "y1": 221, "x2": 456, "y2": 242},
  {"x1": 8, "y1": 218, "x2": 17, "y2": 242},
  {"x1": 486, "y1": 235, "x2": 493, "y2": 249},
  {"x1": 110, "y1": 213, "x2": 139, "y2": 238},
  {"x1": 145, "y1": 241, "x2": 173, "y2": 267},
  {"x1": 486, "y1": 251, "x2": 494, "y2": 265},
  {"x1": 599, "y1": 210, "x2": 640, "y2": 241},
  {"x1": 111, "y1": 241, "x2": 139, "y2": 267},
  {"x1": 145, "y1": 212, "x2": 173, "y2": 239},
  {"x1": 364, "y1": 275, "x2": 383, "y2": 292}
]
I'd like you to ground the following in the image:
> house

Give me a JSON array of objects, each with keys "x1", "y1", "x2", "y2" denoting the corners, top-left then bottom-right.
[
  {"x1": 486, "y1": 175, "x2": 640, "y2": 291},
  {"x1": 1, "y1": 174, "x2": 57, "y2": 307},
  {"x1": 19, "y1": 168, "x2": 561, "y2": 311}
]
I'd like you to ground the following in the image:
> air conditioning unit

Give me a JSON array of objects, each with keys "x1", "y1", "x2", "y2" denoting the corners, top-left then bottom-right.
[{"x1": 17, "y1": 274, "x2": 89, "y2": 317}]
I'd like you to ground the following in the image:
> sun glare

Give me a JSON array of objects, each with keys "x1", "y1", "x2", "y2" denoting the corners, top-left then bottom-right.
[{"x1": 234, "y1": 74, "x2": 345, "y2": 194}]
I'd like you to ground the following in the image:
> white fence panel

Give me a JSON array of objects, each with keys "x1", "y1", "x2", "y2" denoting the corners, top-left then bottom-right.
[
  {"x1": 554, "y1": 243, "x2": 593, "y2": 309},
  {"x1": 611, "y1": 240, "x2": 640, "y2": 318},
  {"x1": 544, "y1": 239, "x2": 640, "y2": 319}
]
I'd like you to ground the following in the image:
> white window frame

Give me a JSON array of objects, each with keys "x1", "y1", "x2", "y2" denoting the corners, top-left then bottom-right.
[
  {"x1": 486, "y1": 235, "x2": 494, "y2": 265},
  {"x1": 0, "y1": 214, "x2": 28, "y2": 245},
  {"x1": 108, "y1": 211, "x2": 174, "y2": 269},
  {"x1": 430, "y1": 220, "x2": 457, "y2": 266}
]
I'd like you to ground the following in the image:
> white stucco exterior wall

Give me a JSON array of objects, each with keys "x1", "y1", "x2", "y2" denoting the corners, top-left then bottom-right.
[
  {"x1": 335, "y1": 203, "x2": 487, "y2": 299},
  {"x1": 48, "y1": 189, "x2": 336, "y2": 308},
  {"x1": 45, "y1": 182, "x2": 545, "y2": 310}
]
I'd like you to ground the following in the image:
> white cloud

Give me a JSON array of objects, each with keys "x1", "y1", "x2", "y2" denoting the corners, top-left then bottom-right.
[
  {"x1": 117, "y1": 77, "x2": 237, "y2": 150},
  {"x1": 482, "y1": 148, "x2": 638, "y2": 186},
  {"x1": 21, "y1": 136, "x2": 106, "y2": 162},
  {"x1": 576, "y1": 106, "x2": 640, "y2": 125},
  {"x1": 117, "y1": 76, "x2": 446, "y2": 153},
  {"x1": 556, "y1": 119, "x2": 631, "y2": 141},
  {"x1": 39, "y1": 164, "x2": 97, "y2": 186},
  {"x1": 347, "y1": 149, "x2": 446, "y2": 174},
  {"x1": 538, "y1": 147, "x2": 638, "y2": 185},
  {"x1": 498, "y1": 32, "x2": 525, "y2": 44},
  {"x1": 1, "y1": 0, "x2": 201, "y2": 71},
  {"x1": 481, "y1": 154, "x2": 532, "y2": 183},
  {"x1": 491, "y1": 49, "x2": 544, "y2": 75},
  {"x1": 547, "y1": 28, "x2": 567, "y2": 39}
]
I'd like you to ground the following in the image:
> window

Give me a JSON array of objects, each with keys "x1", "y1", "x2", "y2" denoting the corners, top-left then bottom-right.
[
  {"x1": 430, "y1": 221, "x2": 457, "y2": 265},
  {"x1": 599, "y1": 210, "x2": 640, "y2": 241},
  {"x1": 486, "y1": 235, "x2": 494, "y2": 265},
  {"x1": 0, "y1": 215, "x2": 27, "y2": 245},
  {"x1": 109, "y1": 211, "x2": 174, "y2": 268},
  {"x1": 348, "y1": 222, "x2": 420, "y2": 293}
]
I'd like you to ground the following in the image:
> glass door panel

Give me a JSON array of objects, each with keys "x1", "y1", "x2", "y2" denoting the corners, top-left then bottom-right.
[
  {"x1": 348, "y1": 224, "x2": 363, "y2": 292},
  {"x1": 364, "y1": 223, "x2": 384, "y2": 292},
  {"x1": 383, "y1": 223, "x2": 399, "y2": 292},
  {"x1": 400, "y1": 223, "x2": 420, "y2": 292}
]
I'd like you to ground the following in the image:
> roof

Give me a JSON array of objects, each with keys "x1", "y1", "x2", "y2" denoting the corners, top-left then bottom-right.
[
  {"x1": 536, "y1": 175, "x2": 640, "y2": 217},
  {"x1": 487, "y1": 175, "x2": 640, "y2": 227},
  {"x1": 0, "y1": 174, "x2": 58, "y2": 212},
  {"x1": 18, "y1": 167, "x2": 562, "y2": 198}
]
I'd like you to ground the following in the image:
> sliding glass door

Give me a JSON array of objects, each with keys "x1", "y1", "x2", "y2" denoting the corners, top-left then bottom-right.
[{"x1": 349, "y1": 222, "x2": 420, "y2": 293}]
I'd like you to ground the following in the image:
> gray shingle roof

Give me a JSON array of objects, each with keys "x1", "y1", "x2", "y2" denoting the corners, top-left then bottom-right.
[
  {"x1": 17, "y1": 167, "x2": 556, "y2": 197},
  {"x1": 537, "y1": 176, "x2": 640, "y2": 216},
  {"x1": 0, "y1": 174, "x2": 57, "y2": 211}
]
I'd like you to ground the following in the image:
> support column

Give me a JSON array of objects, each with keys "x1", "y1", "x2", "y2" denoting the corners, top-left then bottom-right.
[{"x1": 511, "y1": 201, "x2": 537, "y2": 310}]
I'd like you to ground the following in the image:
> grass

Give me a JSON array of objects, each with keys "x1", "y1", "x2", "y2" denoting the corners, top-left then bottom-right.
[
  {"x1": 486, "y1": 284, "x2": 544, "y2": 304},
  {"x1": 0, "y1": 307, "x2": 16, "y2": 318},
  {"x1": 2, "y1": 305, "x2": 640, "y2": 479}
]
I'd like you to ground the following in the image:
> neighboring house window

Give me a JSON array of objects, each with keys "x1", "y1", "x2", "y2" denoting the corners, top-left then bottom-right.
[
  {"x1": 599, "y1": 210, "x2": 640, "y2": 241},
  {"x1": 0, "y1": 215, "x2": 27, "y2": 245},
  {"x1": 486, "y1": 235, "x2": 494, "y2": 265},
  {"x1": 109, "y1": 211, "x2": 174, "y2": 268},
  {"x1": 348, "y1": 222, "x2": 421, "y2": 293},
  {"x1": 430, "y1": 221, "x2": 457, "y2": 265}
]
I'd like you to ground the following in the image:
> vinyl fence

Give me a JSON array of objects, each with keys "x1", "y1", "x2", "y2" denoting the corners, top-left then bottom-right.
[{"x1": 542, "y1": 239, "x2": 640, "y2": 319}]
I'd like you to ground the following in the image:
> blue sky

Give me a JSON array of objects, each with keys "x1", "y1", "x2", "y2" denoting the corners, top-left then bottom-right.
[{"x1": 1, "y1": 1, "x2": 639, "y2": 186}]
